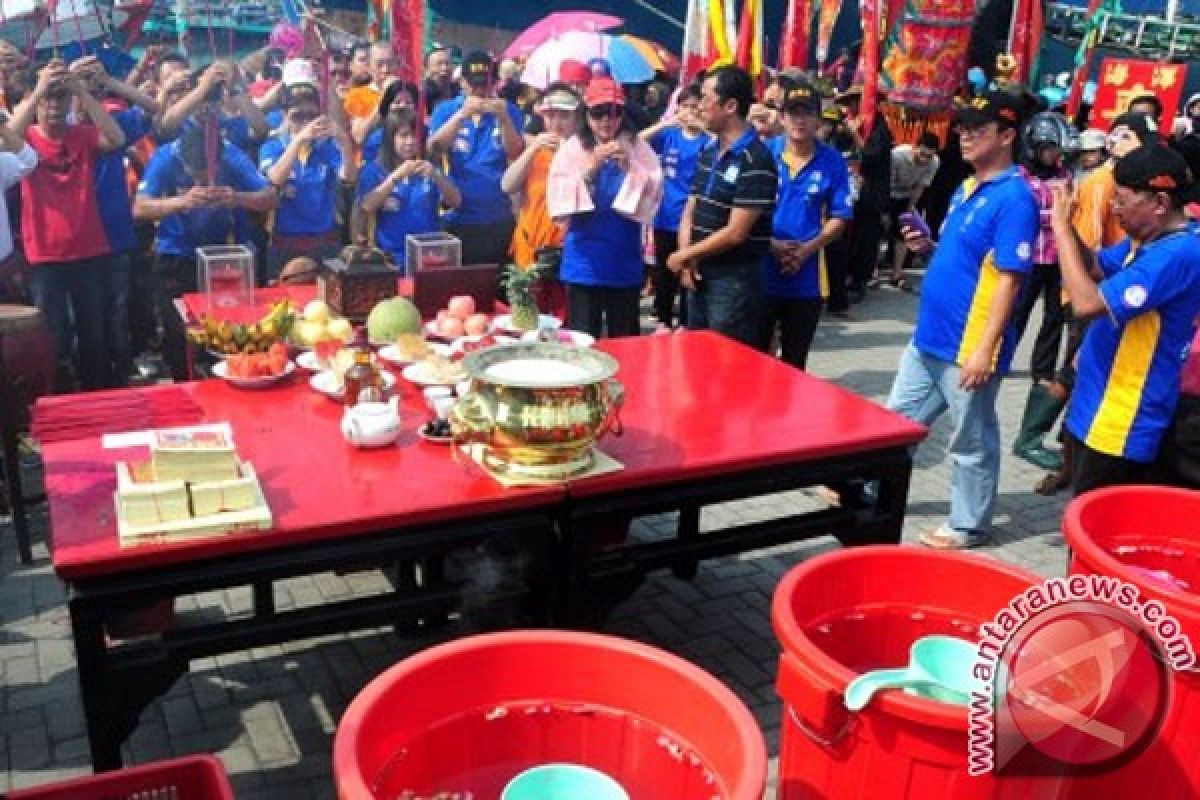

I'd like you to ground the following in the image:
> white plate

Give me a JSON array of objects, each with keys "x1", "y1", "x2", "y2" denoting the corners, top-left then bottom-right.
[
  {"x1": 309, "y1": 369, "x2": 397, "y2": 400},
  {"x1": 377, "y1": 341, "x2": 453, "y2": 366},
  {"x1": 295, "y1": 351, "x2": 322, "y2": 371},
  {"x1": 402, "y1": 361, "x2": 470, "y2": 387},
  {"x1": 451, "y1": 333, "x2": 519, "y2": 352},
  {"x1": 492, "y1": 314, "x2": 562, "y2": 334},
  {"x1": 520, "y1": 329, "x2": 595, "y2": 348},
  {"x1": 212, "y1": 359, "x2": 294, "y2": 388}
]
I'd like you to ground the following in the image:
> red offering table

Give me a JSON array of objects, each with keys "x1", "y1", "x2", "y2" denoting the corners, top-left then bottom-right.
[{"x1": 41, "y1": 331, "x2": 925, "y2": 771}]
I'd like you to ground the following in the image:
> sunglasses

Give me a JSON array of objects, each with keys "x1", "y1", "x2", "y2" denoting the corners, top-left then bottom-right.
[{"x1": 587, "y1": 103, "x2": 622, "y2": 120}]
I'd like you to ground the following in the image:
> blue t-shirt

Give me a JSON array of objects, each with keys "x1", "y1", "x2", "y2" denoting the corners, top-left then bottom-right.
[
  {"x1": 559, "y1": 159, "x2": 643, "y2": 290},
  {"x1": 913, "y1": 166, "x2": 1039, "y2": 375},
  {"x1": 764, "y1": 139, "x2": 853, "y2": 300},
  {"x1": 650, "y1": 126, "x2": 711, "y2": 232},
  {"x1": 259, "y1": 135, "x2": 342, "y2": 237},
  {"x1": 362, "y1": 127, "x2": 384, "y2": 165},
  {"x1": 138, "y1": 140, "x2": 269, "y2": 257},
  {"x1": 96, "y1": 107, "x2": 153, "y2": 254},
  {"x1": 221, "y1": 116, "x2": 254, "y2": 153},
  {"x1": 428, "y1": 96, "x2": 522, "y2": 225},
  {"x1": 355, "y1": 160, "x2": 442, "y2": 267},
  {"x1": 1068, "y1": 231, "x2": 1200, "y2": 461}
]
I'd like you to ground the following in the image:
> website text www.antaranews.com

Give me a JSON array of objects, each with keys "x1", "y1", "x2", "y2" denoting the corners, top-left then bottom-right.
[{"x1": 966, "y1": 574, "x2": 1196, "y2": 776}]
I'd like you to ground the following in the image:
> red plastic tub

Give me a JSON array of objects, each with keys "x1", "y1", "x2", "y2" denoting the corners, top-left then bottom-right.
[
  {"x1": 7, "y1": 754, "x2": 233, "y2": 800},
  {"x1": 333, "y1": 630, "x2": 766, "y2": 799},
  {"x1": 1062, "y1": 485, "x2": 1200, "y2": 800},
  {"x1": 772, "y1": 545, "x2": 1067, "y2": 799}
]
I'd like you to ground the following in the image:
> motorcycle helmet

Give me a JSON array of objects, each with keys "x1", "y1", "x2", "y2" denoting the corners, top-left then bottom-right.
[{"x1": 1023, "y1": 111, "x2": 1075, "y2": 164}]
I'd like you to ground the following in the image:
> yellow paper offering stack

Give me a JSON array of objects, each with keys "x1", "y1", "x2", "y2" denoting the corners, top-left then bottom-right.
[{"x1": 114, "y1": 428, "x2": 272, "y2": 542}]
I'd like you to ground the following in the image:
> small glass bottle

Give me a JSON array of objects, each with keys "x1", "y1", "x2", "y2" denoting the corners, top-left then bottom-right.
[{"x1": 342, "y1": 347, "x2": 383, "y2": 406}]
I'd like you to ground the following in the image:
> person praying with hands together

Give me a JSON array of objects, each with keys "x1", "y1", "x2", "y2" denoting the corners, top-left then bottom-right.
[{"x1": 357, "y1": 108, "x2": 460, "y2": 271}]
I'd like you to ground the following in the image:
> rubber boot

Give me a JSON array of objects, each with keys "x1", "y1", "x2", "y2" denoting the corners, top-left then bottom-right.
[{"x1": 1013, "y1": 382, "x2": 1067, "y2": 470}]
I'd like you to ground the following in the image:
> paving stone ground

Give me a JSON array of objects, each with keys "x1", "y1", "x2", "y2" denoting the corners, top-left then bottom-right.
[{"x1": 0, "y1": 281, "x2": 1070, "y2": 797}]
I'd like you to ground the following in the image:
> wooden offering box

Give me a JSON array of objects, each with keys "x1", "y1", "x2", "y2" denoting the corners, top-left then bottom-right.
[{"x1": 319, "y1": 246, "x2": 398, "y2": 321}]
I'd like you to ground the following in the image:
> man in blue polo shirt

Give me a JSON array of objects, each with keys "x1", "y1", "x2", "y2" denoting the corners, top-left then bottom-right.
[
  {"x1": 883, "y1": 91, "x2": 1039, "y2": 549},
  {"x1": 1052, "y1": 144, "x2": 1200, "y2": 494},
  {"x1": 134, "y1": 125, "x2": 277, "y2": 381},
  {"x1": 427, "y1": 50, "x2": 524, "y2": 266},
  {"x1": 761, "y1": 78, "x2": 853, "y2": 369}
]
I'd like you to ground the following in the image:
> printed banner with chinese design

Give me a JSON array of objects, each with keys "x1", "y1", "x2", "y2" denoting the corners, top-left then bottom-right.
[
  {"x1": 1090, "y1": 58, "x2": 1188, "y2": 131},
  {"x1": 880, "y1": 0, "x2": 976, "y2": 111}
]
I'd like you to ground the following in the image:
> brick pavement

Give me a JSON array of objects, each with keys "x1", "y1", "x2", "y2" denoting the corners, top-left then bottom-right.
[{"x1": 0, "y1": 283, "x2": 1070, "y2": 797}]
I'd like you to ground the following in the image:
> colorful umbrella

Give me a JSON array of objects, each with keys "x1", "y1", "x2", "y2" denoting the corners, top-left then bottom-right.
[
  {"x1": 504, "y1": 11, "x2": 623, "y2": 60},
  {"x1": 521, "y1": 31, "x2": 655, "y2": 89},
  {"x1": 620, "y1": 34, "x2": 680, "y2": 75}
]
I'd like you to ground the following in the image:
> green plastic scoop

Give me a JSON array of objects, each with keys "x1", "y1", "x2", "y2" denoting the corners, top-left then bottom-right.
[
  {"x1": 844, "y1": 635, "x2": 979, "y2": 712},
  {"x1": 502, "y1": 764, "x2": 630, "y2": 800}
]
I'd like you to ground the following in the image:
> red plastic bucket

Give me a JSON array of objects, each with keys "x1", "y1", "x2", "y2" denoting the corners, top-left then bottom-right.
[
  {"x1": 772, "y1": 545, "x2": 1066, "y2": 799},
  {"x1": 333, "y1": 630, "x2": 766, "y2": 799},
  {"x1": 1062, "y1": 485, "x2": 1200, "y2": 799}
]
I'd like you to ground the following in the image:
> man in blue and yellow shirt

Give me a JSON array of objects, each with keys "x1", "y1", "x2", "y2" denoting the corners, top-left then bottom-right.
[
  {"x1": 894, "y1": 91, "x2": 1040, "y2": 549},
  {"x1": 1052, "y1": 144, "x2": 1200, "y2": 495},
  {"x1": 761, "y1": 78, "x2": 852, "y2": 370}
]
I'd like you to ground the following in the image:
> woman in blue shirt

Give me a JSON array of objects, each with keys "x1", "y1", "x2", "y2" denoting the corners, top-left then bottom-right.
[
  {"x1": 357, "y1": 108, "x2": 461, "y2": 272},
  {"x1": 260, "y1": 79, "x2": 357, "y2": 280},
  {"x1": 549, "y1": 77, "x2": 661, "y2": 338}
]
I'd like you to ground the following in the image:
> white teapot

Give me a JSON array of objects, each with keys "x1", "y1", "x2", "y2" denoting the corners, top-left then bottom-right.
[{"x1": 341, "y1": 396, "x2": 402, "y2": 448}]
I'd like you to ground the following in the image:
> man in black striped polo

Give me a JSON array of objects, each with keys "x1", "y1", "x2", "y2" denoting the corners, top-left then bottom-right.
[{"x1": 667, "y1": 66, "x2": 778, "y2": 348}]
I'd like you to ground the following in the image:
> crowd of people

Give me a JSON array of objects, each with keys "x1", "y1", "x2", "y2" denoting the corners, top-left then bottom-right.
[{"x1": 1, "y1": 34, "x2": 1200, "y2": 548}]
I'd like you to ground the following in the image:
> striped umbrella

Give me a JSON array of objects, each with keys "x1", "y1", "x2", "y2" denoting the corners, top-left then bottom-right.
[{"x1": 620, "y1": 34, "x2": 680, "y2": 75}]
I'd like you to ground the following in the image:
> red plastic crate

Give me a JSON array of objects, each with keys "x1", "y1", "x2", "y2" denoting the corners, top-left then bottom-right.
[{"x1": 8, "y1": 755, "x2": 234, "y2": 800}]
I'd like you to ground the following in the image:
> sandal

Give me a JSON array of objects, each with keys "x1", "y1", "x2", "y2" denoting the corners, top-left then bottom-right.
[
  {"x1": 890, "y1": 276, "x2": 912, "y2": 292},
  {"x1": 919, "y1": 525, "x2": 990, "y2": 550},
  {"x1": 866, "y1": 277, "x2": 883, "y2": 290},
  {"x1": 1034, "y1": 471, "x2": 1070, "y2": 496}
]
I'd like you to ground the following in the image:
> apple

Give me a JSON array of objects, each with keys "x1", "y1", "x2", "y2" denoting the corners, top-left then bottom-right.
[
  {"x1": 303, "y1": 300, "x2": 331, "y2": 325},
  {"x1": 328, "y1": 317, "x2": 353, "y2": 342},
  {"x1": 438, "y1": 316, "x2": 465, "y2": 338},
  {"x1": 447, "y1": 295, "x2": 476, "y2": 320},
  {"x1": 464, "y1": 313, "x2": 490, "y2": 336}
]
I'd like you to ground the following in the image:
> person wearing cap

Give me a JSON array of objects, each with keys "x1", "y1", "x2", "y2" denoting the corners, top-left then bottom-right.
[
  {"x1": 546, "y1": 77, "x2": 663, "y2": 337},
  {"x1": 558, "y1": 61, "x2": 592, "y2": 94},
  {"x1": 882, "y1": 132, "x2": 940, "y2": 291},
  {"x1": 358, "y1": 107, "x2": 461, "y2": 270},
  {"x1": 875, "y1": 90, "x2": 1039, "y2": 549},
  {"x1": 502, "y1": 82, "x2": 581, "y2": 314},
  {"x1": 9, "y1": 59, "x2": 125, "y2": 391},
  {"x1": 639, "y1": 83, "x2": 712, "y2": 331},
  {"x1": 760, "y1": 78, "x2": 852, "y2": 369},
  {"x1": 134, "y1": 123, "x2": 277, "y2": 382},
  {"x1": 428, "y1": 50, "x2": 525, "y2": 266},
  {"x1": 259, "y1": 70, "x2": 356, "y2": 280},
  {"x1": 666, "y1": 65, "x2": 778, "y2": 347},
  {"x1": 1051, "y1": 144, "x2": 1200, "y2": 493},
  {"x1": 1075, "y1": 128, "x2": 1108, "y2": 177}
]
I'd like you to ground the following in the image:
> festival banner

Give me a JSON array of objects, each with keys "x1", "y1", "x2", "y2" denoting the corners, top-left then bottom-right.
[
  {"x1": 814, "y1": 0, "x2": 844, "y2": 66},
  {"x1": 681, "y1": 0, "x2": 714, "y2": 80},
  {"x1": 1007, "y1": 0, "x2": 1044, "y2": 86},
  {"x1": 860, "y1": 0, "x2": 880, "y2": 136},
  {"x1": 389, "y1": 0, "x2": 423, "y2": 85},
  {"x1": 778, "y1": 0, "x2": 811, "y2": 69},
  {"x1": 1066, "y1": 0, "x2": 1109, "y2": 117},
  {"x1": 735, "y1": 0, "x2": 763, "y2": 77},
  {"x1": 880, "y1": 0, "x2": 976, "y2": 111},
  {"x1": 1090, "y1": 58, "x2": 1187, "y2": 130}
]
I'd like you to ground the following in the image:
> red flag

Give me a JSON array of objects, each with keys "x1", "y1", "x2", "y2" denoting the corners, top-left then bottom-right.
[
  {"x1": 735, "y1": 0, "x2": 763, "y2": 76},
  {"x1": 1008, "y1": 0, "x2": 1043, "y2": 84},
  {"x1": 779, "y1": 0, "x2": 809, "y2": 69},
  {"x1": 860, "y1": 0, "x2": 881, "y2": 137},
  {"x1": 681, "y1": 0, "x2": 714, "y2": 81},
  {"x1": 390, "y1": 0, "x2": 424, "y2": 86}
]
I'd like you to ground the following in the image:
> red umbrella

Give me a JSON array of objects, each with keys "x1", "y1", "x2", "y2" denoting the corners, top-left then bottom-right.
[{"x1": 504, "y1": 11, "x2": 624, "y2": 60}]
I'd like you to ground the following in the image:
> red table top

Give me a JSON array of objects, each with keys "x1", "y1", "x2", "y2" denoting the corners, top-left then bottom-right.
[
  {"x1": 42, "y1": 331, "x2": 925, "y2": 582},
  {"x1": 583, "y1": 333, "x2": 927, "y2": 497}
]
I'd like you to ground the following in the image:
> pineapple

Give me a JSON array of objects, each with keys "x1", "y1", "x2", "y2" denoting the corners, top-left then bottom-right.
[{"x1": 504, "y1": 264, "x2": 541, "y2": 331}]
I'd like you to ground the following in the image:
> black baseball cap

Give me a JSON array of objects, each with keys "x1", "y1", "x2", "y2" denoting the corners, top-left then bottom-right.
[
  {"x1": 779, "y1": 77, "x2": 820, "y2": 113},
  {"x1": 1110, "y1": 111, "x2": 1158, "y2": 142},
  {"x1": 1114, "y1": 143, "x2": 1196, "y2": 202},
  {"x1": 461, "y1": 50, "x2": 494, "y2": 88},
  {"x1": 955, "y1": 90, "x2": 1025, "y2": 130}
]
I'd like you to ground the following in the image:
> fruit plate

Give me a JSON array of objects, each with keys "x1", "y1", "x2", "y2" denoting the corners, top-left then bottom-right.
[
  {"x1": 309, "y1": 370, "x2": 398, "y2": 400},
  {"x1": 377, "y1": 341, "x2": 453, "y2": 366},
  {"x1": 402, "y1": 361, "x2": 470, "y2": 387},
  {"x1": 451, "y1": 333, "x2": 519, "y2": 353},
  {"x1": 492, "y1": 314, "x2": 562, "y2": 334},
  {"x1": 213, "y1": 360, "x2": 295, "y2": 389},
  {"x1": 521, "y1": 329, "x2": 595, "y2": 348},
  {"x1": 424, "y1": 318, "x2": 493, "y2": 339}
]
